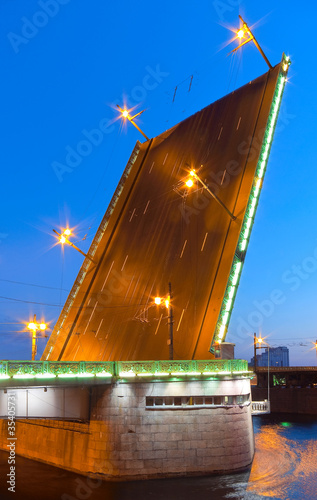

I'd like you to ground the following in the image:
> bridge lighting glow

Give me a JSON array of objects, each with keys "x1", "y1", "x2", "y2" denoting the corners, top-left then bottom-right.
[
  {"x1": 155, "y1": 296, "x2": 169, "y2": 308},
  {"x1": 230, "y1": 16, "x2": 273, "y2": 70},
  {"x1": 53, "y1": 228, "x2": 96, "y2": 263},
  {"x1": 213, "y1": 56, "x2": 289, "y2": 347},
  {"x1": 116, "y1": 104, "x2": 149, "y2": 140},
  {"x1": 186, "y1": 179, "x2": 194, "y2": 187},
  {"x1": 0, "y1": 360, "x2": 249, "y2": 380}
]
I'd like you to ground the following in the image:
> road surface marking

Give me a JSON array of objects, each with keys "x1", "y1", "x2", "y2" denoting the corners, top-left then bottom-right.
[
  {"x1": 124, "y1": 275, "x2": 134, "y2": 300},
  {"x1": 163, "y1": 153, "x2": 168, "y2": 165},
  {"x1": 220, "y1": 170, "x2": 227, "y2": 185},
  {"x1": 177, "y1": 309, "x2": 185, "y2": 331},
  {"x1": 180, "y1": 239, "x2": 187, "y2": 258},
  {"x1": 129, "y1": 208, "x2": 136, "y2": 222},
  {"x1": 145, "y1": 281, "x2": 155, "y2": 306},
  {"x1": 83, "y1": 301, "x2": 98, "y2": 335},
  {"x1": 143, "y1": 200, "x2": 150, "y2": 214},
  {"x1": 121, "y1": 254, "x2": 128, "y2": 272},
  {"x1": 201, "y1": 232, "x2": 208, "y2": 252},
  {"x1": 236, "y1": 116, "x2": 241, "y2": 130},
  {"x1": 129, "y1": 274, "x2": 141, "y2": 302},
  {"x1": 171, "y1": 162, "x2": 177, "y2": 175},
  {"x1": 217, "y1": 126, "x2": 223, "y2": 140},
  {"x1": 154, "y1": 313, "x2": 163, "y2": 335},
  {"x1": 101, "y1": 261, "x2": 114, "y2": 291},
  {"x1": 95, "y1": 318, "x2": 104, "y2": 337},
  {"x1": 149, "y1": 161, "x2": 155, "y2": 174}
]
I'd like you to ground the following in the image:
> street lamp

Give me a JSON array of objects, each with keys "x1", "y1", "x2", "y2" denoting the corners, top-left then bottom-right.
[
  {"x1": 116, "y1": 104, "x2": 150, "y2": 141},
  {"x1": 253, "y1": 333, "x2": 265, "y2": 372},
  {"x1": 185, "y1": 169, "x2": 236, "y2": 221},
  {"x1": 253, "y1": 334, "x2": 271, "y2": 403},
  {"x1": 155, "y1": 282, "x2": 173, "y2": 360},
  {"x1": 27, "y1": 314, "x2": 47, "y2": 361},
  {"x1": 53, "y1": 228, "x2": 96, "y2": 264},
  {"x1": 229, "y1": 15, "x2": 273, "y2": 69}
]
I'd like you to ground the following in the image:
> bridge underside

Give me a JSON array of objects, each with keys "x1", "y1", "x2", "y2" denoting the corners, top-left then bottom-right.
[{"x1": 43, "y1": 57, "x2": 288, "y2": 362}]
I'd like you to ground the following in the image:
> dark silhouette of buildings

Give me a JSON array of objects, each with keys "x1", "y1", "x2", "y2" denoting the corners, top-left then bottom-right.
[{"x1": 250, "y1": 346, "x2": 289, "y2": 367}]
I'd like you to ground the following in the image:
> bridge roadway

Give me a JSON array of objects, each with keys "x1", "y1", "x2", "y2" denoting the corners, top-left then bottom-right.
[{"x1": 43, "y1": 63, "x2": 282, "y2": 362}]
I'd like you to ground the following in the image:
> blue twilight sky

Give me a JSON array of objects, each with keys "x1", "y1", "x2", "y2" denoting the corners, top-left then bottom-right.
[{"x1": 1, "y1": 0, "x2": 316, "y2": 365}]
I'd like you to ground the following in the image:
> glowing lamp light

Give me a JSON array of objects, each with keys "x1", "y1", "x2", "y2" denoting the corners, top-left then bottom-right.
[
  {"x1": 122, "y1": 110, "x2": 129, "y2": 118},
  {"x1": 189, "y1": 170, "x2": 196, "y2": 177},
  {"x1": 237, "y1": 28, "x2": 245, "y2": 39},
  {"x1": 39, "y1": 323, "x2": 47, "y2": 330},
  {"x1": 64, "y1": 229, "x2": 71, "y2": 236},
  {"x1": 27, "y1": 322, "x2": 36, "y2": 331},
  {"x1": 165, "y1": 299, "x2": 170, "y2": 309},
  {"x1": 186, "y1": 179, "x2": 194, "y2": 188},
  {"x1": 257, "y1": 337, "x2": 263, "y2": 344},
  {"x1": 154, "y1": 297, "x2": 162, "y2": 305},
  {"x1": 60, "y1": 235, "x2": 66, "y2": 244}
]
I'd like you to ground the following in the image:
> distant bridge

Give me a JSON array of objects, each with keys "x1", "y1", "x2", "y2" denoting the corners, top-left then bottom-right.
[{"x1": 254, "y1": 366, "x2": 317, "y2": 389}]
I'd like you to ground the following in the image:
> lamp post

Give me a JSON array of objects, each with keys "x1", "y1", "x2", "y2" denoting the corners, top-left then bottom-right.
[
  {"x1": 253, "y1": 333, "x2": 264, "y2": 372},
  {"x1": 254, "y1": 334, "x2": 271, "y2": 402},
  {"x1": 185, "y1": 169, "x2": 236, "y2": 221},
  {"x1": 116, "y1": 105, "x2": 150, "y2": 141},
  {"x1": 155, "y1": 282, "x2": 174, "y2": 360},
  {"x1": 53, "y1": 228, "x2": 96, "y2": 264},
  {"x1": 229, "y1": 15, "x2": 272, "y2": 69},
  {"x1": 27, "y1": 314, "x2": 47, "y2": 361}
]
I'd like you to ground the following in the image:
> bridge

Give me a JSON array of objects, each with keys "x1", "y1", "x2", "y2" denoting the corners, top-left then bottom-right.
[
  {"x1": 1, "y1": 55, "x2": 291, "y2": 479},
  {"x1": 42, "y1": 55, "x2": 290, "y2": 362}
]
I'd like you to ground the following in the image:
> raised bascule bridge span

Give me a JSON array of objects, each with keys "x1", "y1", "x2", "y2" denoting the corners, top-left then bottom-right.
[
  {"x1": 0, "y1": 53, "x2": 290, "y2": 481},
  {"x1": 43, "y1": 55, "x2": 290, "y2": 363}
]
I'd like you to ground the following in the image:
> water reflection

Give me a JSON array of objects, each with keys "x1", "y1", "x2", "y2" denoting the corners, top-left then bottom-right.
[
  {"x1": 244, "y1": 415, "x2": 317, "y2": 499},
  {"x1": 0, "y1": 414, "x2": 316, "y2": 499}
]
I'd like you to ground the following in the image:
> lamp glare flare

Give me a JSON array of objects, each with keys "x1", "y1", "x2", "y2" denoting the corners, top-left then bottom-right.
[
  {"x1": 213, "y1": 56, "x2": 289, "y2": 347},
  {"x1": 58, "y1": 228, "x2": 72, "y2": 245},
  {"x1": 28, "y1": 321, "x2": 46, "y2": 331}
]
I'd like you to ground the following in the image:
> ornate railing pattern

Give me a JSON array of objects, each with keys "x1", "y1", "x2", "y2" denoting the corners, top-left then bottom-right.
[{"x1": 0, "y1": 359, "x2": 250, "y2": 380}]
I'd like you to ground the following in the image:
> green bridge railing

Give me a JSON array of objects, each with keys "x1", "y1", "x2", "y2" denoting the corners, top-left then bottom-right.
[{"x1": 0, "y1": 359, "x2": 250, "y2": 380}]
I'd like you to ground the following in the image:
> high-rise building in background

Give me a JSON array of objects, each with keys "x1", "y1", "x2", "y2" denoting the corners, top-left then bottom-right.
[{"x1": 250, "y1": 346, "x2": 289, "y2": 367}]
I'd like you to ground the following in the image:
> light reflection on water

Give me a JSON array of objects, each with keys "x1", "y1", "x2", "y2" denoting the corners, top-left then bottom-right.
[
  {"x1": 0, "y1": 414, "x2": 316, "y2": 499},
  {"x1": 235, "y1": 415, "x2": 317, "y2": 500}
]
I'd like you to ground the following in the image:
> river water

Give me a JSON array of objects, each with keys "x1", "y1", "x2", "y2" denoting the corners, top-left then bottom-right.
[{"x1": 0, "y1": 413, "x2": 316, "y2": 500}]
